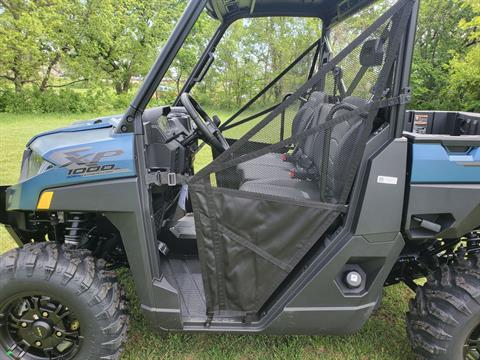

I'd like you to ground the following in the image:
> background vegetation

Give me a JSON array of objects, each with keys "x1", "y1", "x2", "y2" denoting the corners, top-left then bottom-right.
[{"x1": 0, "y1": 0, "x2": 479, "y2": 114}]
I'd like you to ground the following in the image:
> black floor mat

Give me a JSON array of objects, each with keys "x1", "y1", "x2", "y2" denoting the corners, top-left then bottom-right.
[{"x1": 163, "y1": 258, "x2": 206, "y2": 319}]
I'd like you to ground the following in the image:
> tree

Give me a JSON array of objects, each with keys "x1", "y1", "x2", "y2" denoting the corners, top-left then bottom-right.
[
  {"x1": 69, "y1": 0, "x2": 182, "y2": 95},
  {"x1": 461, "y1": 0, "x2": 480, "y2": 45},
  {"x1": 410, "y1": 0, "x2": 473, "y2": 109},
  {"x1": 166, "y1": 10, "x2": 217, "y2": 95},
  {"x1": 441, "y1": 0, "x2": 480, "y2": 112},
  {"x1": 0, "y1": 0, "x2": 76, "y2": 92},
  {"x1": 192, "y1": 17, "x2": 322, "y2": 110}
]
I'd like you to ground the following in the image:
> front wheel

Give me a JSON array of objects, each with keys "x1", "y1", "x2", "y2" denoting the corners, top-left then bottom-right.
[
  {"x1": 0, "y1": 243, "x2": 128, "y2": 360},
  {"x1": 407, "y1": 256, "x2": 480, "y2": 360}
]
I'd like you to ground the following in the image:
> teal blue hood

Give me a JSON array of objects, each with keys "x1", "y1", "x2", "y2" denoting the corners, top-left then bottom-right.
[{"x1": 7, "y1": 114, "x2": 136, "y2": 211}]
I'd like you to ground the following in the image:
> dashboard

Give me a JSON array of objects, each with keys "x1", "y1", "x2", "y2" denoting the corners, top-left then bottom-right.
[{"x1": 143, "y1": 106, "x2": 197, "y2": 175}]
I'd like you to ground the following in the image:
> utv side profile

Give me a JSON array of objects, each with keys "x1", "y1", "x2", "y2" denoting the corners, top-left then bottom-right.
[{"x1": 1, "y1": 0, "x2": 480, "y2": 359}]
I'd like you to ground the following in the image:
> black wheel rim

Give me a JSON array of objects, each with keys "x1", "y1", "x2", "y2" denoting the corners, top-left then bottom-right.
[
  {"x1": 0, "y1": 295, "x2": 82, "y2": 359},
  {"x1": 465, "y1": 324, "x2": 480, "y2": 360}
]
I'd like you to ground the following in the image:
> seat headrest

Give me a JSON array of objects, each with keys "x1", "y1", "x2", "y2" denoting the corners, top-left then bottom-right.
[{"x1": 359, "y1": 39, "x2": 385, "y2": 67}]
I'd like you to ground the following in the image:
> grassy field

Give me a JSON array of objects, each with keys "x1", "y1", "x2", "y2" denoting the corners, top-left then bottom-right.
[{"x1": 0, "y1": 112, "x2": 416, "y2": 359}]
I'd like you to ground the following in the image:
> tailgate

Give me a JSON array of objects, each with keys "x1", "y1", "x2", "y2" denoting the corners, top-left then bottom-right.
[{"x1": 403, "y1": 132, "x2": 480, "y2": 240}]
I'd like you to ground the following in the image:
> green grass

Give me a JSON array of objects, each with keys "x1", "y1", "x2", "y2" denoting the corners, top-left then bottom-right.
[{"x1": 0, "y1": 112, "x2": 416, "y2": 359}]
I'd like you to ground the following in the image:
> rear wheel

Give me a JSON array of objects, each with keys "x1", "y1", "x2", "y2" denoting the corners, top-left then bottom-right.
[
  {"x1": 0, "y1": 243, "x2": 128, "y2": 360},
  {"x1": 407, "y1": 255, "x2": 480, "y2": 360}
]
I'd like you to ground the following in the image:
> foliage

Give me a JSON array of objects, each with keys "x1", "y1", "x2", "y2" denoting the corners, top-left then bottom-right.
[
  {"x1": 0, "y1": 0, "x2": 184, "y2": 95},
  {"x1": 68, "y1": 0, "x2": 183, "y2": 95},
  {"x1": 443, "y1": 46, "x2": 480, "y2": 112},
  {"x1": 0, "y1": 0, "x2": 78, "y2": 92},
  {"x1": 410, "y1": 0, "x2": 479, "y2": 111},
  {"x1": 461, "y1": 0, "x2": 480, "y2": 41},
  {"x1": 0, "y1": 0, "x2": 479, "y2": 114},
  {"x1": 440, "y1": 0, "x2": 480, "y2": 112},
  {"x1": 0, "y1": 88, "x2": 131, "y2": 113},
  {"x1": 190, "y1": 17, "x2": 322, "y2": 111},
  {"x1": 164, "y1": 10, "x2": 218, "y2": 95}
]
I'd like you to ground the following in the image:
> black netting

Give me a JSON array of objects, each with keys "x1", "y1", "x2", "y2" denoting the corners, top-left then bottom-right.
[
  {"x1": 324, "y1": 24, "x2": 391, "y2": 100},
  {"x1": 221, "y1": 39, "x2": 322, "y2": 140},
  {"x1": 189, "y1": 0, "x2": 414, "y2": 315}
]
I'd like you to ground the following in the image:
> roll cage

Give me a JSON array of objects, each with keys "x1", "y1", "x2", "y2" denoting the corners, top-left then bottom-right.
[{"x1": 118, "y1": 0, "x2": 417, "y2": 138}]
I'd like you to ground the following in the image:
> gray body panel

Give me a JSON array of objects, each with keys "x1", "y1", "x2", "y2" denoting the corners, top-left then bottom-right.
[
  {"x1": 267, "y1": 233, "x2": 404, "y2": 335},
  {"x1": 405, "y1": 184, "x2": 480, "y2": 239},
  {"x1": 355, "y1": 138, "x2": 408, "y2": 235}
]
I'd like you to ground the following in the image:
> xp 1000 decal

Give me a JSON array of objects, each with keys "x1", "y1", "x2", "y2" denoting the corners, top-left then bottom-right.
[
  {"x1": 53, "y1": 147, "x2": 130, "y2": 178},
  {"x1": 67, "y1": 163, "x2": 128, "y2": 177}
]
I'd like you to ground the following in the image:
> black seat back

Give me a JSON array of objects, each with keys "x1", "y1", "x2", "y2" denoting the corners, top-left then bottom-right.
[
  {"x1": 309, "y1": 97, "x2": 368, "y2": 203},
  {"x1": 290, "y1": 92, "x2": 332, "y2": 163},
  {"x1": 291, "y1": 91, "x2": 328, "y2": 137}
]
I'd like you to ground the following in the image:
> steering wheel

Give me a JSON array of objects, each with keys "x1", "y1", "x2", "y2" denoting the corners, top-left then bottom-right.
[{"x1": 180, "y1": 93, "x2": 230, "y2": 153}]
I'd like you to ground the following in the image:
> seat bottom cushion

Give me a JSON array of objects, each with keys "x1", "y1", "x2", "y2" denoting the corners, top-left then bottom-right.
[
  {"x1": 238, "y1": 163, "x2": 292, "y2": 182},
  {"x1": 239, "y1": 178, "x2": 320, "y2": 201},
  {"x1": 237, "y1": 153, "x2": 292, "y2": 171}
]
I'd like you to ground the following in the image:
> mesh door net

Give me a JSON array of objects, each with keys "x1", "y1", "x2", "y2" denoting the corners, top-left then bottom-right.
[{"x1": 189, "y1": 0, "x2": 414, "y2": 316}]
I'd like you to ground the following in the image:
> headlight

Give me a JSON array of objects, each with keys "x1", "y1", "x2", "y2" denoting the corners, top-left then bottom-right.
[{"x1": 19, "y1": 149, "x2": 55, "y2": 181}]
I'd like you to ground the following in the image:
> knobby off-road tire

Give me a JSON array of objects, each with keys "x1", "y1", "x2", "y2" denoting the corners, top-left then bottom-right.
[
  {"x1": 0, "y1": 243, "x2": 128, "y2": 360},
  {"x1": 407, "y1": 256, "x2": 480, "y2": 360}
]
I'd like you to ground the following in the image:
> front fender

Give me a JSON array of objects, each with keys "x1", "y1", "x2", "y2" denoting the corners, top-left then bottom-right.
[
  {"x1": 0, "y1": 185, "x2": 28, "y2": 247},
  {"x1": 0, "y1": 185, "x2": 9, "y2": 225},
  {"x1": 38, "y1": 178, "x2": 183, "y2": 329}
]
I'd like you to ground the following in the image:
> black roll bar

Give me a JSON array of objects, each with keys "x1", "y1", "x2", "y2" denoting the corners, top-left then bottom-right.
[{"x1": 116, "y1": 0, "x2": 209, "y2": 133}]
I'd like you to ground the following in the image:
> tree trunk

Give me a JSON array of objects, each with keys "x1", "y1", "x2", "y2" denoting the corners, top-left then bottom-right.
[
  {"x1": 114, "y1": 74, "x2": 132, "y2": 95},
  {"x1": 12, "y1": 62, "x2": 23, "y2": 93},
  {"x1": 122, "y1": 75, "x2": 131, "y2": 93},
  {"x1": 272, "y1": 48, "x2": 283, "y2": 102},
  {"x1": 14, "y1": 78, "x2": 22, "y2": 93},
  {"x1": 115, "y1": 82, "x2": 124, "y2": 95},
  {"x1": 40, "y1": 53, "x2": 61, "y2": 92},
  {"x1": 176, "y1": 70, "x2": 183, "y2": 94}
]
